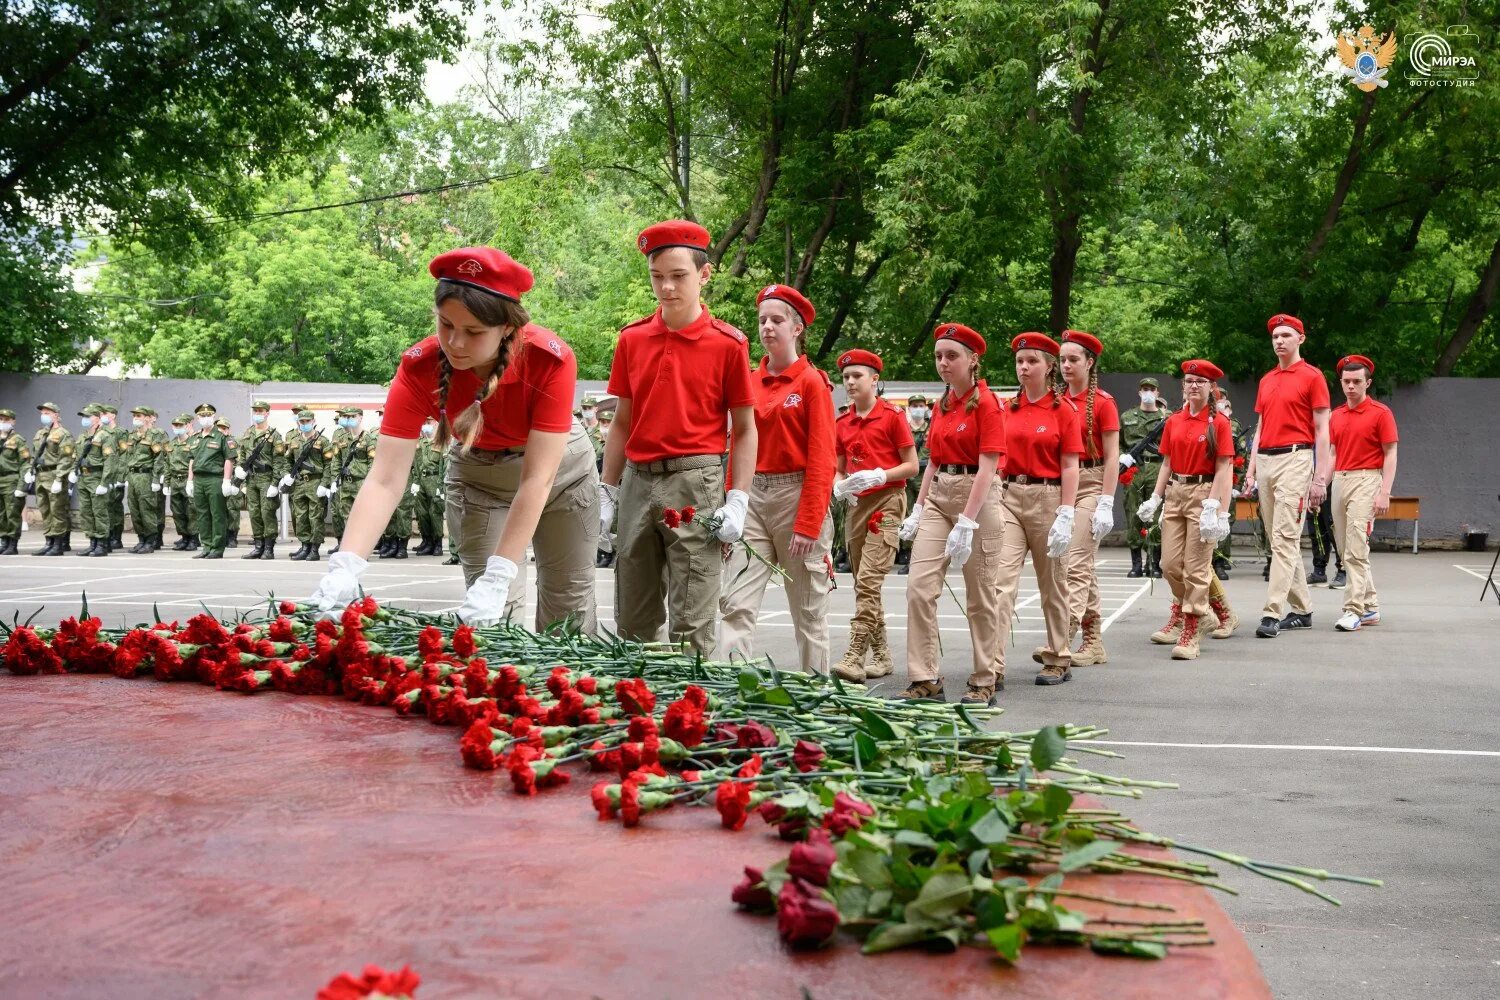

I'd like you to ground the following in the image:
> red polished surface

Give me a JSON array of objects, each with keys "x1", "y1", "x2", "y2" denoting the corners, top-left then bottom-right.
[{"x1": 0, "y1": 677, "x2": 1271, "y2": 999}]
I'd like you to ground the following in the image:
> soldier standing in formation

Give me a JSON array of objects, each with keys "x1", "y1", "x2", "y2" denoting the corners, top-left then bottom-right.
[
  {"x1": 28, "y1": 402, "x2": 74, "y2": 555},
  {"x1": 1119, "y1": 377, "x2": 1168, "y2": 578},
  {"x1": 283, "y1": 408, "x2": 328, "y2": 561},
  {"x1": 188, "y1": 403, "x2": 237, "y2": 559},
  {"x1": 0, "y1": 408, "x2": 31, "y2": 554},
  {"x1": 373, "y1": 408, "x2": 415, "y2": 560},
  {"x1": 164, "y1": 413, "x2": 200, "y2": 550},
  {"x1": 233, "y1": 400, "x2": 283, "y2": 559},
  {"x1": 122, "y1": 405, "x2": 168, "y2": 552},
  {"x1": 97, "y1": 404, "x2": 127, "y2": 551},
  {"x1": 409, "y1": 417, "x2": 447, "y2": 555},
  {"x1": 323, "y1": 407, "x2": 373, "y2": 554},
  {"x1": 71, "y1": 404, "x2": 114, "y2": 556},
  {"x1": 214, "y1": 416, "x2": 243, "y2": 547}
]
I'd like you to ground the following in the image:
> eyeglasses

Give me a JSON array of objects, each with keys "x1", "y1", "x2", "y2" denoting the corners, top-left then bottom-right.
[{"x1": 1182, "y1": 378, "x2": 1211, "y2": 387}]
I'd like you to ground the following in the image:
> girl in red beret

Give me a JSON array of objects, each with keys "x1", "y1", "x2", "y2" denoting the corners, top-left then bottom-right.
[
  {"x1": 829, "y1": 348, "x2": 919, "y2": 682},
  {"x1": 896, "y1": 323, "x2": 1007, "y2": 705},
  {"x1": 717, "y1": 285, "x2": 838, "y2": 673},
  {"x1": 993, "y1": 334, "x2": 1083, "y2": 686},
  {"x1": 1133, "y1": 360, "x2": 1235, "y2": 659},
  {"x1": 310, "y1": 247, "x2": 601, "y2": 631}
]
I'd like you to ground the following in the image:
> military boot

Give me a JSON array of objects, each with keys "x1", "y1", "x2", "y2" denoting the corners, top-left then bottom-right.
[
  {"x1": 1208, "y1": 596, "x2": 1239, "y2": 639},
  {"x1": 33, "y1": 535, "x2": 59, "y2": 556},
  {"x1": 393, "y1": 538, "x2": 408, "y2": 559},
  {"x1": 1171, "y1": 613, "x2": 1203, "y2": 660},
  {"x1": 866, "y1": 623, "x2": 895, "y2": 679},
  {"x1": 260, "y1": 540, "x2": 275, "y2": 561},
  {"x1": 832, "y1": 624, "x2": 870, "y2": 682},
  {"x1": 1127, "y1": 548, "x2": 1144, "y2": 578},
  {"x1": 1072, "y1": 611, "x2": 1108, "y2": 665},
  {"x1": 1150, "y1": 603, "x2": 1184, "y2": 644}
]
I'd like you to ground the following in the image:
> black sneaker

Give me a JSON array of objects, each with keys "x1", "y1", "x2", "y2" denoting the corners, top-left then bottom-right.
[
  {"x1": 1308, "y1": 568, "x2": 1327, "y2": 585},
  {"x1": 1279, "y1": 611, "x2": 1313, "y2": 630},
  {"x1": 1330, "y1": 570, "x2": 1347, "y2": 590},
  {"x1": 1255, "y1": 616, "x2": 1280, "y2": 638}
]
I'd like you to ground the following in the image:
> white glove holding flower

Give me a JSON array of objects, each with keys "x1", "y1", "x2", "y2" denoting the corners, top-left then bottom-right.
[
  {"x1": 834, "y1": 468, "x2": 886, "y2": 500},
  {"x1": 713, "y1": 489, "x2": 750, "y2": 542},
  {"x1": 944, "y1": 514, "x2": 978, "y2": 568},
  {"x1": 1137, "y1": 494, "x2": 1163, "y2": 525},
  {"x1": 455, "y1": 555, "x2": 518, "y2": 627},
  {"x1": 310, "y1": 552, "x2": 368, "y2": 618},
  {"x1": 898, "y1": 503, "x2": 924, "y2": 542}
]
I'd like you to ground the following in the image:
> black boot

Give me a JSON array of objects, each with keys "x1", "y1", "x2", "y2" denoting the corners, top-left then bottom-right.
[
  {"x1": 172, "y1": 534, "x2": 190, "y2": 550},
  {"x1": 305, "y1": 544, "x2": 320, "y2": 563},
  {"x1": 225, "y1": 530, "x2": 238, "y2": 549},
  {"x1": 1127, "y1": 548, "x2": 1144, "y2": 578},
  {"x1": 129, "y1": 537, "x2": 148, "y2": 553},
  {"x1": 150, "y1": 532, "x2": 164, "y2": 551},
  {"x1": 595, "y1": 548, "x2": 613, "y2": 568},
  {"x1": 76, "y1": 537, "x2": 95, "y2": 556},
  {"x1": 287, "y1": 543, "x2": 308, "y2": 561},
  {"x1": 60, "y1": 534, "x2": 71, "y2": 552},
  {"x1": 242, "y1": 538, "x2": 265, "y2": 560},
  {"x1": 443, "y1": 552, "x2": 459, "y2": 565},
  {"x1": 194, "y1": 544, "x2": 212, "y2": 559},
  {"x1": 34, "y1": 535, "x2": 59, "y2": 556},
  {"x1": 185, "y1": 534, "x2": 200, "y2": 551},
  {"x1": 328, "y1": 541, "x2": 340, "y2": 554},
  {"x1": 393, "y1": 537, "x2": 408, "y2": 559},
  {"x1": 1148, "y1": 552, "x2": 1162, "y2": 578},
  {"x1": 260, "y1": 540, "x2": 275, "y2": 561},
  {"x1": 109, "y1": 530, "x2": 123, "y2": 551},
  {"x1": 377, "y1": 537, "x2": 395, "y2": 558}
]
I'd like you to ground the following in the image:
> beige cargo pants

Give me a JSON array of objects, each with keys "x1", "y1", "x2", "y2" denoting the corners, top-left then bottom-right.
[
  {"x1": 1063, "y1": 465, "x2": 1105, "y2": 628},
  {"x1": 993, "y1": 482, "x2": 1074, "y2": 674},
  {"x1": 1161, "y1": 479, "x2": 1215, "y2": 616},
  {"x1": 846, "y1": 486, "x2": 906, "y2": 633},
  {"x1": 1332, "y1": 468, "x2": 1381, "y2": 615},
  {"x1": 1258, "y1": 449, "x2": 1314, "y2": 618}
]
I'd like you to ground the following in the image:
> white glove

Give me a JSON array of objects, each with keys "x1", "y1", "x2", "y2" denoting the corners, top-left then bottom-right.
[
  {"x1": 23, "y1": 470, "x2": 34, "y2": 485},
  {"x1": 1118, "y1": 454, "x2": 1136, "y2": 470},
  {"x1": 1091, "y1": 495, "x2": 1114, "y2": 541},
  {"x1": 834, "y1": 468, "x2": 886, "y2": 499},
  {"x1": 49, "y1": 479, "x2": 62, "y2": 494},
  {"x1": 265, "y1": 484, "x2": 279, "y2": 498},
  {"x1": 712, "y1": 489, "x2": 750, "y2": 542},
  {"x1": 93, "y1": 484, "x2": 107, "y2": 495},
  {"x1": 455, "y1": 555, "x2": 518, "y2": 627},
  {"x1": 1047, "y1": 505, "x2": 1075, "y2": 559},
  {"x1": 233, "y1": 465, "x2": 247, "y2": 481},
  {"x1": 220, "y1": 478, "x2": 236, "y2": 497},
  {"x1": 1214, "y1": 512, "x2": 1231, "y2": 544},
  {"x1": 1198, "y1": 499, "x2": 1221, "y2": 542},
  {"x1": 12, "y1": 489, "x2": 24, "y2": 498},
  {"x1": 68, "y1": 470, "x2": 78, "y2": 484},
  {"x1": 599, "y1": 482, "x2": 618, "y2": 536},
  {"x1": 409, "y1": 483, "x2": 420, "y2": 496},
  {"x1": 186, "y1": 476, "x2": 194, "y2": 492},
  {"x1": 898, "y1": 502, "x2": 924, "y2": 541},
  {"x1": 150, "y1": 481, "x2": 161, "y2": 493},
  {"x1": 437, "y1": 489, "x2": 446, "y2": 501},
  {"x1": 278, "y1": 474, "x2": 294, "y2": 490},
  {"x1": 1137, "y1": 494, "x2": 1163, "y2": 525},
  {"x1": 310, "y1": 552, "x2": 369, "y2": 617},
  {"x1": 163, "y1": 485, "x2": 173, "y2": 497},
  {"x1": 944, "y1": 514, "x2": 977, "y2": 568},
  {"x1": 316, "y1": 485, "x2": 331, "y2": 499}
]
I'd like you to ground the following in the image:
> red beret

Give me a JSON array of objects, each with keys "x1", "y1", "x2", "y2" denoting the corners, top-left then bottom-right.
[
  {"x1": 1267, "y1": 313, "x2": 1304, "y2": 335},
  {"x1": 933, "y1": 322, "x2": 986, "y2": 355},
  {"x1": 429, "y1": 247, "x2": 534, "y2": 302},
  {"x1": 757, "y1": 284, "x2": 816, "y2": 326},
  {"x1": 638, "y1": 220, "x2": 712, "y2": 256},
  {"x1": 836, "y1": 348, "x2": 882, "y2": 373},
  {"x1": 1180, "y1": 359, "x2": 1224, "y2": 380},
  {"x1": 1338, "y1": 354, "x2": 1375, "y2": 375},
  {"x1": 1011, "y1": 332, "x2": 1061, "y2": 356},
  {"x1": 1061, "y1": 329, "x2": 1103, "y2": 356}
]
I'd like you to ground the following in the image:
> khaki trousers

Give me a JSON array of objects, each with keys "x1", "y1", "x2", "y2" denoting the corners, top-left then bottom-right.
[
  {"x1": 994, "y1": 483, "x2": 1073, "y2": 672},
  {"x1": 1063, "y1": 465, "x2": 1105, "y2": 628},
  {"x1": 846, "y1": 487, "x2": 906, "y2": 632},
  {"x1": 1333, "y1": 469, "x2": 1381, "y2": 614},
  {"x1": 615, "y1": 455, "x2": 726, "y2": 655},
  {"x1": 718, "y1": 471, "x2": 834, "y2": 673},
  {"x1": 1161, "y1": 480, "x2": 1215, "y2": 616},
  {"x1": 1259, "y1": 449, "x2": 1314, "y2": 617},
  {"x1": 446, "y1": 423, "x2": 600, "y2": 633},
  {"x1": 905, "y1": 472, "x2": 1005, "y2": 686}
]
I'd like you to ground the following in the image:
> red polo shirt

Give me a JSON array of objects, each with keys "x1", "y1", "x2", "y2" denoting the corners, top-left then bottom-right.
[
  {"x1": 1329, "y1": 398, "x2": 1398, "y2": 471},
  {"x1": 1003, "y1": 391, "x2": 1083, "y2": 478},
  {"x1": 1254, "y1": 359, "x2": 1330, "y2": 448},
  {"x1": 836, "y1": 398, "x2": 915, "y2": 497},
  {"x1": 743, "y1": 355, "x2": 836, "y2": 537},
  {"x1": 606, "y1": 306, "x2": 756, "y2": 463},
  {"x1": 381, "y1": 329, "x2": 575, "y2": 449},
  {"x1": 928, "y1": 383, "x2": 1005, "y2": 466},
  {"x1": 1066, "y1": 386, "x2": 1121, "y2": 460},
  {"x1": 1160, "y1": 405, "x2": 1234, "y2": 476}
]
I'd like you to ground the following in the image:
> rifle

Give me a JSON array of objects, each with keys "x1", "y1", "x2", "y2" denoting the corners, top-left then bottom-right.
[
  {"x1": 279, "y1": 433, "x2": 323, "y2": 493},
  {"x1": 1126, "y1": 417, "x2": 1167, "y2": 466},
  {"x1": 336, "y1": 430, "x2": 366, "y2": 486},
  {"x1": 24, "y1": 434, "x2": 46, "y2": 495},
  {"x1": 241, "y1": 430, "x2": 274, "y2": 476}
]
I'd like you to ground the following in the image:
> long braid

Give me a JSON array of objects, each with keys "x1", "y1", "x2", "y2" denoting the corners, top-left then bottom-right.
[
  {"x1": 1203, "y1": 387, "x2": 1219, "y2": 466},
  {"x1": 435, "y1": 356, "x2": 454, "y2": 449},
  {"x1": 964, "y1": 356, "x2": 981, "y2": 413},
  {"x1": 1083, "y1": 364, "x2": 1099, "y2": 459},
  {"x1": 1048, "y1": 357, "x2": 1065, "y2": 409}
]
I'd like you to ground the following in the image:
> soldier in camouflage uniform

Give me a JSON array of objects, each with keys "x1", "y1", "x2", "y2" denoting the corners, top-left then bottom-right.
[
  {"x1": 321, "y1": 407, "x2": 372, "y2": 555},
  {"x1": 374, "y1": 416, "x2": 413, "y2": 559},
  {"x1": 283, "y1": 408, "x2": 329, "y2": 561},
  {"x1": 0, "y1": 408, "x2": 31, "y2": 554},
  {"x1": 29, "y1": 402, "x2": 76, "y2": 555},
  {"x1": 1119, "y1": 377, "x2": 1169, "y2": 578},
  {"x1": 411, "y1": 417, "x2": 447, "y2": 555},
  {"x1": 164, "y1": 414, "x2": 199, "y2": 550},
  {"x1": 235, "y1": 400, "x2": 287, "y2": 560},
  {"x1": 72, "y1": 404, "x2": 114, "y2": 557},
  {"x1": 189, "y1": 403, "x2": 238, "y2": 559},
  {"x1": 121, "y1": 406, "x2": 169, "y2": 552},
  {"x1": 214, "y1": 416, "x2": 243, "y2": 548},
  {"x1": 322, "y1": 408, "x2": 353, "y2": 542},
  {"x1": 893, "y1": 393, "x2": 930, "y2": 574},
  {"x1": 95, "y1": 404, "x2": 129, "y2": 551},
  {"x1": 592, "y1": 406, "x2": 614, "y2": 568}
]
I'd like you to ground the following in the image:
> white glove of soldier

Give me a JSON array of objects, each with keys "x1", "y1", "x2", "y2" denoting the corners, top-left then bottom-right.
[
  {"x1": 49, "y1": 479, "x2": 63, "y2": 494},
  {"x1": 1091, "y1": 495, "x2": 1114, "y2": 541},
  {"x1": 1198, "y1": 498, "x2": 1222, "y2": 543},
  {"x1": 455, "y1": 555, "x2": 518, "y2": 627},
  {"x1": 23, "y1": 470, "x2": 34, "y2": 485},
  {"x1": 233, "y1": 464, "x2": 247, "y2": 481},
  {"x1": 12, "y1": 488, "x2": 23, "y2": 498},
  {"x1": 316, "y1": 485, "x2": 331, "y2": 499},
  {"x1": 68, "y1": 470, "x2": 78, "y2": 484},
  {"x1": 150, "y1": 480, "x2": 161, "y2": 493},
  {"x1": 598, "y1": 482, "x2": 618, "y2": 536},
  {"x1": 278, "y1": 474, "x2": 294, "y2": 490},
  {"x1": 1047, "y1": 505, "x2": 1076, "y2": 559},
  {"x1": 186, "y1": 476, "x2": 194, "y2": 493},
  {"x1": 1215, "y1": 512, "x2": 1231, "y2": 543},
  {"x1": 310, "y1": 552, "x2": 369, "y2": 618},
  {"x1": 834, "y1": 468, "x2": 887, "y2": 500},
  {"x1": 712, "y1": 489, "x2": 750, "y2": 542},
  {"x1": 409, "y1": 483, "x2": 420, "y2": 496},
  {"x1": 220, "y1": 478, "x2": 237, "y2": 497},
  {"x1": 1137, "y1": 493, "x2": 1163, "y2": 525},
  {"x1": 944, "y1": 514, "x2": 977, "y2": 568},
  {"x1": 162, "y1": 485, "x2": 173, "y2": 497},
  {"x1": 1118, "y1": 454, "x2": 1136, "y2": 470},
  {"x1": 437, "y1": 489, "x2": 445, "y2": 501},
  {"x1": 93, "y1": 484, "x2": 108, "y2": 496},
  {"x1": 265, "y1": 484, "x2": 279, "y2": 498},
  {"x1": 898, "y1": 502, "x2": 924, "y2": 542}
]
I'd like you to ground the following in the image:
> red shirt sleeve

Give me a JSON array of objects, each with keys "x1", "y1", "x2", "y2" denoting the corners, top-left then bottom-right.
[
  {"x1": 724, "y1": 342, "x2": 755, "y2": 410},
  {"x1": 976, "y1": 389, "x2": 1005, "y2": 457},
  {"x1": 525, "y1": 345, "x2": 577, "y2": 433},
  {"x1": 1059, "y1": 398, "x2": 1084, "y2": 455},
  {"x1": 1253, "y1": 374, "x2": 1268, "y2": 415},
  {"x1": 1309, "y1": 367, "x2": 1331, "y2": 409},
  {"x1": 1212, "y1": 413, "x2": 1234, "y2": 458},
  {"x1": 606, "y1": 332, "x2": 632, "y2": 399},
  {"x1": 794, "y1": 371, "x2": 837, "y2": 538},
  {"x1": 1379, "y1": 405, "x2": 1399, "y2": 444},
  {"x1": 1158, "y1": 413, "x2": 1178, "y2": 469},
  {"x1": 380, "y1": 339, "x2": 442, "y2": 440}
]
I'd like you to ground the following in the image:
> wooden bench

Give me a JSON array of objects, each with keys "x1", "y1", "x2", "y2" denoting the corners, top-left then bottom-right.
[{"x1": 1234, "y1": 496, "x2": 1421, "y2": 553}]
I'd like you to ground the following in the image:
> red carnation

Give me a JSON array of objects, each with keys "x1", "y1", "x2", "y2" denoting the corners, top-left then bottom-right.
[
  {"x1": 615, "y1": 677, "x2": 656, "y2": 716},
  {"x1": 3, "y1": 626, "x2": 63, "y2": 675},
  {"x1": 620, "y1": 776, "x2": 643, "y2": 827},
  {"x1": 1234, "y1": 455, "x2": 1246, "y2": 469},
  {"x1": 459, "y1": 721, "x2": 502, "y2": 770},
  {"x1": 662, "y1": 507, "x2": 682, "y2": 529},
  {"x1": 591, "y1": 781, "x2": 618, "y2": 820},
  {"x1": 776, "y1": 877, "x2": 841, "y2": 949},
  {"x1": 866, "y1": 510, "x2": 886, "y2": 534},
  {"x1": 1139, "y1": 527, "x2": 1148, "y2": 537},
  {"x1": 715, "y1": 780, "x2": 753, "y2": 831},
  {"x1": 451, "y1": 624, "x2": 477, "y2": 658},
  {"x1": 680, "y1": 506, "x2": 696, "y2": 523},
  {"x1": 417, "y1": 626, "x2": 445, "y2": 658},
  {"x1": 735, "y1": 720, "x2": 777, "y2": 749},
  {"x1": 277, "y1": 600, "x2": 298, "y2": 615},
  {"x1": 1119, "y1": 466, "x2": 1137, "y2": 486},
  {"x1": 316, "y1": 963, "x2": 420, "y2": 1000},
  {"x1": 791, "y1": 739, "x2": 826, "y2": 773},
  {"x1": 731, "y1": 866, "x2": 775, "y2": 911},
  {"x1": 787, "y1": 828, "x2": 837, "y2": 886}
]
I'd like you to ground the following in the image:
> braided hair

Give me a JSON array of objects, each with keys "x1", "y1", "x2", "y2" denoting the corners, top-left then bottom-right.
[
  {"x1": 1187, "y1": 388, "x2": 1220, "y2": 466},
  {"x1": 433, "y1": 281, "x2": 531, "y2": 454}
]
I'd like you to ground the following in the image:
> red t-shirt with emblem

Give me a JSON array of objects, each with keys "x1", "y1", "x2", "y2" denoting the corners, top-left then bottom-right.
[
  {"x1": 381, "y1": 329, "x2": 576, "y2": 449},
  {"x1": 836, "y1": 398, "x2": 915, "y2": 496},
  {"x1": 606, "y1": 306, "x2": 756, "y2": 463},
  {"x1": 1066, "y1": 386, "x2": 1121, "y2": 460},
  {"x1": 927, "y1": 382, "x2": 1005, "y2": 466},
  {"x1": 1329, "y1": 398, "x2": 1398, "y2": 471},
  {"x1": 1254, "y1": 359, "x2": 1330, "y2": 448},
  {"x1": 1159, "y1": 405, "x2": 1234, "y2": 476},
  {"x1": 738, "y1": 355, "x2": 836, "y2": 537},
  {"x1": 1003, "y1": 391, "x2": 1083, "y2": 478}
]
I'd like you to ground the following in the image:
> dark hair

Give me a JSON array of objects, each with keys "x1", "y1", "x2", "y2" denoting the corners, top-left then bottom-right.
[
  {"x1": 1340, "y1": 362, "x2": 1372, "y2": 381},
  {"x1": 648, "y1": 246, "x2": 709, "y2": 268},
  {"x1": 433, "y1": 281, "x2": 530, "y2": 453}
]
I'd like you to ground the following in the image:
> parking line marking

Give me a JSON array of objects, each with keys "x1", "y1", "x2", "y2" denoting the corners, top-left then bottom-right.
[{"x1": 1076, "y1": 740, "x2": 1500, "y2": 757}]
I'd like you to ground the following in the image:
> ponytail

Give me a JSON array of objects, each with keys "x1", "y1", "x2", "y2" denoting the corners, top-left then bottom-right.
[
  {"x1": 964, "y1": 356, "x2": 981, "y2": 413},
  {"x1": 1083, "y1": 365, "x2": 1100, "y2": 459}
]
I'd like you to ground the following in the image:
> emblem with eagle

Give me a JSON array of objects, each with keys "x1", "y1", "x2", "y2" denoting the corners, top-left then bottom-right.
[{"x1": 1337, "y1": 25, "x2": 1396, "y2": 92}]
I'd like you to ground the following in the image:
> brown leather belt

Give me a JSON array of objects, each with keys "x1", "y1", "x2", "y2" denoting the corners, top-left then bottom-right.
[
  {"x1": 1170, "y1": 473, "x2": 1213, "y2": 485},
  {"x1": 1003, "y1": 475, "x2": 1061, "y2": 486},
  {"x1": 1257, "y1": 443, "x2": 1313, "y2": 456},
  {"x1": 629, "y1": 454, "x2": 723, "y2": 474},
  {"x1": 937, "y1": 464, "x2": 979, "y2": 475}
]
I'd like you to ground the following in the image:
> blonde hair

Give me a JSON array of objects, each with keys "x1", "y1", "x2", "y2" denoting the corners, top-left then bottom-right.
[
  {"x1": 939, "y1": 349, "x2": 983, "y2": 414},
  {"x1": 433, "y1": 282, "x2": 530, "y2": 454}
]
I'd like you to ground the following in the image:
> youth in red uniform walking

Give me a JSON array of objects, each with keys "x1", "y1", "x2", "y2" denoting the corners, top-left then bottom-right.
[{"x1": 1327, "y1": 355, "x2": 1398, "y2": 632}]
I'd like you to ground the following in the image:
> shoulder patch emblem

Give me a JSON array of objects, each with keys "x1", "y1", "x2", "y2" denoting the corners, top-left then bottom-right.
[
  {"x1": 547, "y1": 339, "x2": 562, "y2": 358},
  {"x1": 406, "y1": 345, "x2": 423, "y2": 359}
]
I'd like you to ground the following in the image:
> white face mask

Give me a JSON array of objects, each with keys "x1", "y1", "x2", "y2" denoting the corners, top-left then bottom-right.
[
  {"x1": 1216, "y1": 400, "x2": 1232, "y2": 415},
  {"x1": 40, "y1": 413, "x2": 54, "y2": 426},
  {"x1": 1139, "y1": 391, "x2": 1157, "y2": 406},
  {"x1": 101, "y1": 414, "x2": 114, "y2": 426},
  {"x1": 198, "y1": 415, "x2": 213, "y2": 428},
  {"x1": 252, "y1": 413, "x2": 266, "y2": 424},
  {"x1": 908, "y1": 406, "x2": 927, "y2": 420},
  {"x1": 420, "y1": 423, "x2": 436, "y2": 437},
  {"x1": 80, "y1": 417, "x2": 94, "y2": 430},
  {"x1": 299, "y1": 422, "x2": 315, "y2": 433},
  {"x1": 131, "y1": 417, "x2": 144, "y2": 429},
  {"x1": 0, "y1": 422, "x2": 12, "y2": 433}
]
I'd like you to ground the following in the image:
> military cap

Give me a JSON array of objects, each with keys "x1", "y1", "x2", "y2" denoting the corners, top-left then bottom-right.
[
  {"x1": 78, "y1": 403, "x2": 101, "y2": 416},
  {"x1": 582, "y1": 395, "x2": 599, "y2": 407},
  {"x1": 598, "y1": 409, "x2": 614, "y2": 421},
  {"x1": 1267, "y1": 313, "x2": 1304, "y2": 336},
  {"x1": 215, "y1": 416, "x2": 231, "y2": 429},
  {"x1": 906, "y1": 393, "x2": 927, "y2": 404},
  {"x1": 295, "y1": 408, "x2": 316, "y2": 420},
  {"x1": 1138, "y1": 377, "x2": 1160, "y2": 390},
  {"x1": 36, "y1": 401, "x2": 60, "y2": 412},
  {"x1": 251, "y1": 399, "x2": 271, "y2": 410},
  {"x1": 195, "y1": 402, "x2": 217, "y2": 415},
  {"x1": 337, "y1": 406, "x2": 363, "y2": 417},
  {"x1": 99, "y1": 404, "x2": 118, "y2": 414},
  {"x1": 0, "y1": 408, "x2": 15, "y2": 419},
  {"x1": 172, "y1": 413, "x2": 193, "y2": 424},
  {"x1": 429, "y1": 247, "x2": 534, "y2": 302},
  {"x1": 129, "y1": 405, "x2": 155, "y2": 416},
  {"x1": 1339, "y1": 354, "x2": 1375, "y2": 375}
]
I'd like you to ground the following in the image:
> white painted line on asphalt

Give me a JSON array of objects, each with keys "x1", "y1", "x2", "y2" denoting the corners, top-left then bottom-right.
[
  {"x1": 1076, "y1": 740, "x2": 1500, "y2": 757},
  {"x1": 1099, "y1": 580, "x2": 1152, "y2": 632},
  {"x1": 1452, "y1": 565, "x2": 1492, "y2": 582}
]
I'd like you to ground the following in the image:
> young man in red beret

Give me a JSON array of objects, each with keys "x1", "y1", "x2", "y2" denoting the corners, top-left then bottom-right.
[
  {"x1": 1244, "y1": 313, "x2": 1331, "y2": 637},
  {"x1": 600, "y1": 221, "x2": 757, "y2": 655},
  {"x1": 1327, "y1": 355, "x2": 1398, "y2": 631}
]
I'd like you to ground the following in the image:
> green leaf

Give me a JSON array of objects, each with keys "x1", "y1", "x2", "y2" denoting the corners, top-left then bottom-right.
[
  {"x1": 904, "y1": 869, "x2": 973, "y2": 925},
  {"x1": 968, "y1": 807, "x2": 1012, "y2": 847},
  {"x1": 1029, "y1": 725, "x2": 1069, "y2": 772},
  {"x1": 1041, "y1": 783, "x2": 1075, "y2": 820},
  {"x1": 996, "y1": 743, "x2": 1015, "y2": 771},
  {"x1": 737, "y1": 669, "x2": 761, "y2": 694},
  {"x1": 1059, "y1": 839, "x2": 1122, "y2": 873},
  {"x1": 853, "y1": 730, "x2": 880, "y2": 765},
  {"x1": 893, "y1": 829, "x2": 940, "y2": 850},
  {"x1": 862, "y1": 921, "x2": 939, "y2": 954},
  {"x1": 846, "y1": 848, "x2": 894, "y2": 889},
  {"x1": 986, "y1": 923, "x2": 1026, "y2": 963},
  {"x1": 1090, "y1": 937, "x2": 1168, "y2": 960},
  {"x1": 856, "y1": 707, "x2": 897, "y2": 741}
]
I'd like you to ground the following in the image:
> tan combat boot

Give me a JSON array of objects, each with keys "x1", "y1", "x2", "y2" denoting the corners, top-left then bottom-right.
[
  {"x1": 1171, "y1": 613, "x2": 1203, "y2": 660},
  {"x1": 1072, "y1": 611, "x2": 1108, "y2": 665},
  {"x1": 1150, "y1": 603, "x2": 1184, "y2": 645},
  {"x1": 866, "y1": 622, "x2": 895, "y2": 678},
  {"x1": 1208, "y1": 595, "x2": 1239, "y2": 639},
  {"x1": 833, "y1": 624, "x2": 870, "y2": 682}
]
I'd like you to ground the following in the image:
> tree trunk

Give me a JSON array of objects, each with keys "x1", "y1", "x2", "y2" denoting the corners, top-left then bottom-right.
[
  {"x1": 1373, "y1": 177, "x2": 1446, "y2": 311},
  {"x1": 1297, "y1": 91, "x2": 1378, "y2": 283},
  {"x1": 1434, "y1": 233, "x2": 1500, "y2": 376},
  {"x1": 792, "y1": 30, "x2": 865, "y2": 290},
  {"x1": 813, "y1": 245, "x2": 888, "y2": 360},
  {"x1": 905, "y1": 274, "x2": 962, "y2": 357}
]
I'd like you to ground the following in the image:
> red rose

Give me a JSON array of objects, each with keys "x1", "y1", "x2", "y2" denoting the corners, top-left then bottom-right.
[
  {"x1": 787, "y1": 827, "x2": 837, "y2": 886},
  {"x1": 791, "y1": 739, "x2": 826, "y2": 773},
  {"x1": 735, "y1": 720, "x2": 777, "y2": 749},
  {"x1": 823, "y1": 791, "x2": 876, "y2": 835},
  {"x1": 776, "y1": 877, "x2": 841, "y2": 949},
  {"x1": 662, "y1": 508, "x2": 682, "y2": 528},
  {"x1": 731, "y1": 866, "x2": 775, "y2": 911},
  {"x1": 757, "y1": 801, "x2": 788, "y2": 825}
]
